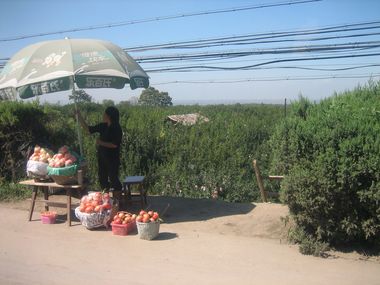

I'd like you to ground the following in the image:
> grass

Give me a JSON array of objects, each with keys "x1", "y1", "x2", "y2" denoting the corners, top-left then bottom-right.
[{"x1": 0, "y1": 182, "x2": 32, "y2": 202}]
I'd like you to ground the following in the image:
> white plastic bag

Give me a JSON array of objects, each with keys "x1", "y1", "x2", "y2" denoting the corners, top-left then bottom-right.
[
  {"x1": 75, "y1": 208, "x2": 113, "y2": 229},
  {"x1": 74, "y1": 195, "x2": 114, "y2": 230},
  {"x1": 26, "y1": 160, "x2": 48, "y2": 177}
]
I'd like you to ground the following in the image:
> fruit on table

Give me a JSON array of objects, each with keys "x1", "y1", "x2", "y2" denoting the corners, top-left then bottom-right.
[
  {"x1": 29, "y1": 145, "x2": 54, "y2": 163},
  {"x1": 136, "y1": 210, "x2": 160, "y2": 223},
  {"x1": 48, "y1": 145, "x2": 77, "y2": 168},
  {"x1": 58, "y1": 145, "x2": 69, "y2": 154},
  {"x1": 79, "y1": 192, "x2": 112, "y2": 214},
  {"x1": 112, "y1": 212, "x2": 137, "y2": 225}
]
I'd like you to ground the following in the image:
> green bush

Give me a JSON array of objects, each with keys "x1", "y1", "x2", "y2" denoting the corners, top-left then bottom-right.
[
  {"x1": 114, "y1": 103, "x2": 283, "y2": 202},
  {"x1": 270, "y1": 80, "x2": 380, "y2": 248},
  {"x1": 0, "y1": 100, "x2": 284, "y2": 202},
  {"x1": 0, "y1": 182, "x2": 32, "y2": 201},
  {"x1": 0, "y1": 101, "x2": 49, "y2": 181},
  {"x1": 287, "y1": 225, "x2": 330, "y2": 257}
]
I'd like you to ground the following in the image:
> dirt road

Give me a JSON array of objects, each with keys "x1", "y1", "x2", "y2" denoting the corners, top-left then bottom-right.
[{"x1": 0, "y1": 197, "x2": 378, "y2": 285}]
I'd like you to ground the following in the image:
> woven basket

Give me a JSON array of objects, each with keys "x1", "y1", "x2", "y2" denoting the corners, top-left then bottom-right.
[
  {"x1": 75, "y1": 198, "x2": 118, "y2": 230},
  {"x1": 136, "y1": 221, "x2": 160, "y2": 240},
  {"x1": 50, "y1": 167, "x2": 86, "y2": 185},
  {"x1": 50, "y1": 175, "x2": 77, "y2": 185}
]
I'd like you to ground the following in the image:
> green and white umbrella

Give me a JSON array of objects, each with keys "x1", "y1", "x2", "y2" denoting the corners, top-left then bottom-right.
[
  {"x1": 0, "y1": 38, "x2": 149, "y2": 154},
  {"x1": 0, "y1": 38, "x2": 149, "y2": 98}
]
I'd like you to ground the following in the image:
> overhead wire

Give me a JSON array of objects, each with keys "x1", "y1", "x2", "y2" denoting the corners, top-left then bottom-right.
[
  {"x1": 145, "y1": 63, "x2": 380, "y2": 73},
  {"x1": 143, "y1": 52, "x2": 380, "y2": 72},
  {"x1": 133, "y1": 41, "x2": 380, "y2": 63},
  {"x1": 125, "y1": 20, "x2": 380, "y2": 52},
  {"x1": 2, "y1": 20, "x2": 380, "y2": 63},
  {"x1": 1, "y1": 13, "x2": 379, "y2": 84},
  {"x1": 0, "y1": 0, "x2": 322, "y2": 42},
  {"x1": 151, "y1": 73, "x2": 380, "y2": 85}
]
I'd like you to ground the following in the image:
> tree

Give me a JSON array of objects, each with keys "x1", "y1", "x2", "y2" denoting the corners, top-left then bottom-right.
[
  {"x1": 118, "y1": 100, "x2": 131, "y2": 108},
  {"x1": 128, "y1": 96, "x2": 139, "y2": 105},
  {"x1": 102, "y1": 99, "x2": 115, "y2": 107},
  {"x1": 138, "y1": 87, "x2": 173, "y2": 107},
  {"x1": 69, "y1": 89, "x2": 92, "y2": 103}
]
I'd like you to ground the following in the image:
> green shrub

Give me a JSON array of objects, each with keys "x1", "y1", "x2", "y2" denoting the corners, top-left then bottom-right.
[
  {"x1": 0, "y1": 101, "x2": 49, "y2": 181},
  {"x1": 271, "y1": 80, "x2": 380, "y2": 249},
  {"x1": 0, "y1": 101, "x2": 284, "y2": 203},
  {"x1": 288, "y1": 226, "x2": 330, "y2": 257},
  {"x1": 0, "y1": 182, "x2": 32, "y2": 201}
]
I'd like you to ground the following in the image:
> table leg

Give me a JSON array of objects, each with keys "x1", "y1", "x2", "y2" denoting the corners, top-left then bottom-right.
[
  {"x1": 139, "y1": 184, "x2": 144, "y2": 208},
  {"x1": 43, "y1": 186, "x2": 49, "y2": 211},
  {"x1": 67, "y1": 188, "x2": 72, "y2": 227},
  {"x1": 143, "y1": 186, "x2": 147, "y2": 205},
  {"x1": 127, "y1": 184, "x2": 132, "y2": 206},
  {"x1": 28, "y1": 186, "x2": 38, "y2": 221}
]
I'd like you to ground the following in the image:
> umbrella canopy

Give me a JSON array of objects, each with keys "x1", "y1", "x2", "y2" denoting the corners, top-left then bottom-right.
[
  {"x1": 0, "y1": 38, "x2": 149, "y2": 155},
  {"x1": 0, "y1": 38, "x2": 149, "y2": 99}
]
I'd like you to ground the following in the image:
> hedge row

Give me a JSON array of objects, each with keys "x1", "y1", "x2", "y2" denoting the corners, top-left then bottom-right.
[
  {"x1": 269, "y1": 80, "x2": 380, "y2": 249},
  {"x1": 0, "y1": 101, "x2": 284, "y2": 203}
]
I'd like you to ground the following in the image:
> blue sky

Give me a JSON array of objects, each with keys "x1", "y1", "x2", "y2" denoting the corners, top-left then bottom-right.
[{"x1": 1, "y1": 0, "x2": 380, "y2": 104}]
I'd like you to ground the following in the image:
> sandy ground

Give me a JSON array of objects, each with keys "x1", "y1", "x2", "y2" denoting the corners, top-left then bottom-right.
[{"x1": 0, "y1": 195, "x2": 379, "y2": 285}]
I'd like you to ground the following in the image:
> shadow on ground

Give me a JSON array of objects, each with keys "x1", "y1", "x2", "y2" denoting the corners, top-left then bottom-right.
[
  {"x1": 3, "y1": 193, "x2": 255, "y2": 225},
  {"x1": 123, "y1": 195, "x2": 256, "y2": 224},
  {"x1": 330, "y1": 244, "x2": 380, "y2": 260}
]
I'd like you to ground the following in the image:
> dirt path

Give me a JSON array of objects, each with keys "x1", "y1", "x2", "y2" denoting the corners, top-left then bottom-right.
[{"x1": 0, "y1": 197, "x2": 379, "y2": 285}]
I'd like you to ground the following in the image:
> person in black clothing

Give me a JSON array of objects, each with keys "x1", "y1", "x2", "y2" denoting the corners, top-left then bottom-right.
[{"x1": 76, "y1": 106, "x2": 123, "y2": 202}]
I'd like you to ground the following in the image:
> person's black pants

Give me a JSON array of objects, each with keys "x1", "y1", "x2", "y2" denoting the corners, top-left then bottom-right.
[{"x1": 97, "y1": 154, "x2": 122, "y2": 192}]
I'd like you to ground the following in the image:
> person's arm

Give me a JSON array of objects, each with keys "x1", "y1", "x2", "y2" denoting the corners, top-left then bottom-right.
[
  {"x1": 96, "y1": 126, "x2": 122, "y2": 149},
  {"x1": 96, "y1": 139, "x2": 118, "y2": 149},
  {"x1": 75, "y1": 110, "x2": 90, "y2": 135}
]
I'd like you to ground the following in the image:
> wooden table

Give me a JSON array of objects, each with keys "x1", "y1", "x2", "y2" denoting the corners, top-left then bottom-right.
[{"x1": 19, "y1": 179, "x2": 86, "y2": 226}]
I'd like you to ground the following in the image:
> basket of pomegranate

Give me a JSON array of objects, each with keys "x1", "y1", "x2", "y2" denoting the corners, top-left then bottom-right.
[
  {"x1": 110, "y1": 212, "x2": 137, "y2": 236},
  {"x1": 136, "y1": 210, "x2": 161, "y2": 240},
  {"x1": 26, "y1": 145, "x2": 54, "y2": 181},
  {"x1": 47, "y1": 145, "x2": 85, "y2": 185},
  {"x1": 74, "y1": 192, "x2": 117, "y2": 230}
]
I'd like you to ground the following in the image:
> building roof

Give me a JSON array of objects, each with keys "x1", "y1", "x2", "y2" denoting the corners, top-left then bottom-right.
[{"x1": 166, "y1": 113, "x2": 210, "y2": 126}]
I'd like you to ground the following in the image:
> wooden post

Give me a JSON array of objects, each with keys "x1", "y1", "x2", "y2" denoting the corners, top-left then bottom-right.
[
  {"x1": 138, "y1": 184, "x2": 144, "y2": 209},
  {"x1": 43, "y1": 186, "x2": 49, "y2": 211},
  {"x1": 252, "y1": 159, "x2": 268, "y2": 202},
  {"x1": 67, "y1": 188, "x2": 72, "y2": 227},
  {"x1": 284, "y1": 98, "x2": 289, "y2": 174},
  {"x1": 28, "y1": 186, "x2": 38, "y2": 221}
]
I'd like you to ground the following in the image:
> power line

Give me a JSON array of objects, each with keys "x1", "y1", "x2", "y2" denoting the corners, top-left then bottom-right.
[
  {"x1": 128, "y1": 31, "x2": 380, "y2": 51},
  {"x1": 135, "y1": 41, "x2": 380, "y2": 64},
  {"x1": 151, "y1": 73, "x2": 380, "y2": 85},
  {"x1": 1, "y1": 50, "x2": 380, "y2": 72},
  {"x1": 2, "y1": 19, "x2": 380, "y2": 61},
  {"x1": 126, "y1": 20, "x2": 380, "y2": 52},
  {"x1": 0, "y1": 0, "x2": 322, "y2": 42},
  {"x1": 2, "y1": 19, "x2": 379, "y2": 63},
  {"x1": 145, "y1": 63, "x2": 380, "y2": 73},
  {"x1": 144, "y1": 52, "x2": 380, "y2": 72},
  {"x1": 3, "y1": 37, "x2": 379, "y2": 68}
]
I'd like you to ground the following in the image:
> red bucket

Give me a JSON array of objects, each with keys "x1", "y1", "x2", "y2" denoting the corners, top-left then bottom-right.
[
  {"x1": 111, "y1": 222, "x2": 136, "y2": 236},
  {"x1": 41, "y1": 211, "x2": 57, "y2": 224}
]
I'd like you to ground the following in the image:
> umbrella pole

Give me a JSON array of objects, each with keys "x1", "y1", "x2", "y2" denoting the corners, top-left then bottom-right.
[{"x1": 72, "y1": 84, "x2": 84, "y2": 156}]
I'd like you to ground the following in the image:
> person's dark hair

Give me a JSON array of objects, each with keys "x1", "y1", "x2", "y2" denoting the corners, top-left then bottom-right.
[{"x1": 105, "y1": 106, "x2": 120, "y2": 125}]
